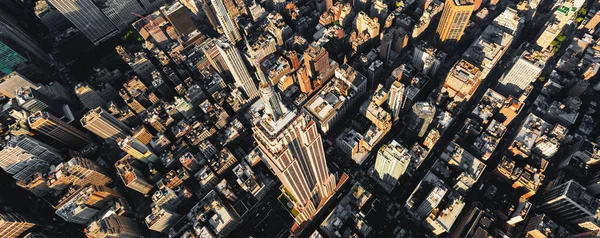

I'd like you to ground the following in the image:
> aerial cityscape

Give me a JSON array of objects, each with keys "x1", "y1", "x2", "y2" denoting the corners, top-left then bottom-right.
[{"x1": 0, "y1": 0, "x2": 600, "y2": 237}]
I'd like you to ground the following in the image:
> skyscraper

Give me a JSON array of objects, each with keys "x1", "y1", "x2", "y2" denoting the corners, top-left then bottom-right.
[
  {"x1": 388, "y1": 80, "x2": 405, "y2": 122},
  {"x1": 138, "y1": 0, "x2": 166, "y2": 12},
  {"x1": 47, "y1": 0, "x2": 118, "y2": 44},
  {"x1": 14, "y1": 86, "x2": 57, "y2": 114},
  {"x1": 211, "y1": 0, "x2": 242, "y2": 42},
  {"x1": 252, "y1": 78, "x2": 336, "y2": 223},
  {"x1": 0, "y1": 135, "x2": 62, "y2": 181},
  {"x1": 304, "y1": 42, "x2": 329, "y2": 78},
  {"x1": 413, "y1": 41, "x2": 447, "y2": 77},
  {"x1": 74, "y1": 83, "x2": 108, "y2": 110},
  {"x1": 409, "y1": 102, "x2": 436, "y2": 138},
  {"x1": 28, "y1": 111, "x2": 92, "y2": 150},
  {"x1": 374, "y1": 140, "x2": 411, "y2": 192},
  {"x1": 47, "y1": 157, "x2": 112, "y2": 189},
  {"x1": 161, "y1": 2, "x2": 197, "y2": 36},
  {"x1": 540, "y1": 180, "x2": 600, "y2": 231},
  {"x1": 215, "y1": 38, "x2": 259, "y2": 100},
  {"x1": 435, "y1": 0, "x2": 474, "y2": 49},
  {"x1": 81, "y1": 107, "x2": 131, "y2": 142},
  {"x1": 0, "y1": 8, "x2": 52, "y2": 80},
  {"x1": 55, "y1": 185, "x2": 120, "y2": 224},
  {"x1": 118, "y1": 136, "x2": 159, "y2": 164},
  {"x1": 115, "y1": 156, "x2": 154, "y2": 195},
  {"x1": 0, "y1": 213, "x2": 41, "y2": 238},
  {"x1": 99, "y1": 0, "x2": 145, "y2": 30}
]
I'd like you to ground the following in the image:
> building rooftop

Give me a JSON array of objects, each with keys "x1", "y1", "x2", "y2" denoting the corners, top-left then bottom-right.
[{"x1": 305, "y1": 64, "x2": 366, "y2": 122}]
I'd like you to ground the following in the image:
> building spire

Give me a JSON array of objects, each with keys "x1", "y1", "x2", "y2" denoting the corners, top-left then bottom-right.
[{"x1": 257, "y1": 68, "x2": 286, "y2": 121}]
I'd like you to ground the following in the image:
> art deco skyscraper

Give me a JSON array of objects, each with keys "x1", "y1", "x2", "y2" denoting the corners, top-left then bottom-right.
[
  {"x1": 211, "y1": 0, "x2": 242, "y2": 42},
  {"x1": 28, "y1": 111, "x2": 92, "y2": 150},
  {"x1": 81, "y1": 107, "x2": 131, "y2": 142},
  {"x1": 215, "y1": 38, "x2": 259, "y2": 100},
  {"x1": 435, "y1": 0, "x2": 474, "y2": 49},
  {"x1": 252, "y1": 78, "x2": 336, "y2": 223}
]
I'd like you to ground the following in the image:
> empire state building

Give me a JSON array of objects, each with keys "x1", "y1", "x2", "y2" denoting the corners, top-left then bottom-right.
[{"x1": 251, "y1": 70, "x2": 336, "y2": 223}]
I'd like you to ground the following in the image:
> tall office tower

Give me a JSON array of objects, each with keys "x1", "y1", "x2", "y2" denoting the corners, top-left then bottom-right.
[
  {"x1": 0, "y1": 7, "x2": 53, "y2": 80},
  {"x1": 202, "y1": 38, "x2": 230, "y2": 74},
  {"x1": 28, "y1": 111, "x2": 92, "y2": 150},
  {"x1": 48, "y1": 157, "x2": 112, "y2": 190},
  {"x1": 138, "y1": 0, "x2": 166, "y2": 12},
  {"x1": 201, "y1": 0, "x2": 220, "y2": 30},
  {"x1": 496, "y1": 48, "x2": 546, "y2": 97},
  {"x1": 388, "y1": 80, "x2": 405, "y2": 122},
  {"x1": 413, "y1": 41, "x2": 447, "y2": 77},
  {"x1": 304, "y1": 42, "x2": 330, "y2": 78},
  {"x1": 374, "y1": 140, "x2": 411, "y2": 192},
  {"x1": 286, "y1": 51, "x2": 300, "y2": 69},
  {"x1": 0, "y1": 135, "x2": 62, "y2": 181},
  {"x1": 74, "y1": 83, "x2": 108, "y2": 110},
  {"x1": 38, "y1": 81, "x2": 78, "y2": 105},
  {"x1": 47, "y1": 0, "x2": 117, "y2": 44},
  {"x1": 55, "y1": 185, "x2": 120, "y2": 224},
  {"x1": 215, "y1": 38, "x2": 259, "y2": 100},
  {"x1": 540, "y1": 180, "x2": 600, "y2": 231},
  {"x1": 0, "y1": 72, "x2": 38, "y2": 98},
  {"x1": 252, "y1": 80, "x2": 336, "y2": 224},
  {"x1": 100, "y1": 0, "x2": 145, "y2": 30},
  {"x1": 118, "y1": 136, "x2": 159, "y2": 164},
  {"x1": 115, "y1": 157, "x2": 153, "y2": 195},
  {"x1": 132, "y1": 126, "x2": 153, "y2": 145},
  {"x1": 14, "y1": 86, "x2": 58, "y2": 115},
  {"x1": 435, "y1": 0, "x2": 474, "y2": 49},
  {"x1": 161, "y1": 2, "x2": 197, "y2": 37},
  {"x1": 408, "y1": 102, "x2": 436, "y2": 138},
  {"x1": 0, "y1": 213, "x2": 41, "y2": 238},
  {"x1": 211, "y1": 0, "x2": 242, "y2": 43},
  {"x1": 86, "y1": 213, "x2": 141, "y2": 238},
  {"x1": 81, "y1": 107, "x2": 131, "y2": 142},
  {"x1": 145, "y1": 205, "x2": 181, "y2": 234},
  {"x1": 380, "y1": 31, "x2": 393, "y2": 67},
  {"x1": 370, "y1": 0, "x2": 388, "y2": 24}
]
